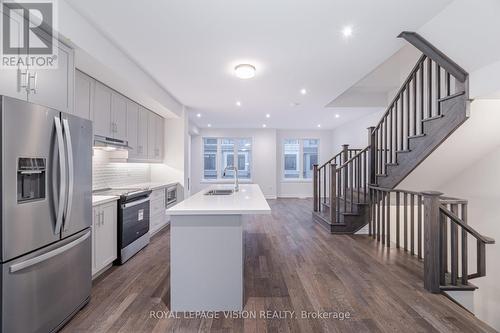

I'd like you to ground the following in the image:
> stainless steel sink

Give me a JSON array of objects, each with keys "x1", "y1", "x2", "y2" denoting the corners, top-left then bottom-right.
[{"x1": 204, "y1": 189, "x2": 234, "y2": 196}]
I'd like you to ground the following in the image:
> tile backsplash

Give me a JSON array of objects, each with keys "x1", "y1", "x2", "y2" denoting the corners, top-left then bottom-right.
[{"x1": 92, "y1": 150, "x2": 150, "y2": 190}]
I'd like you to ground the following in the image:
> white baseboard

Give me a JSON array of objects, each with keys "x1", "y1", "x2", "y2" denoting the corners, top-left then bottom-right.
[
  {"x1": 277, "y1": 195, "x2": 313, "y2": 199},
  {"x1": 265, "y1": 195, "x2": 277, "y2": 199}
]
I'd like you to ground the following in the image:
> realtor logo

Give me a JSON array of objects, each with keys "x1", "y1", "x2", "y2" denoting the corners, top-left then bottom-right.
[{"x1": 1, "y1": 0, "x2": 58, "y2": 68}]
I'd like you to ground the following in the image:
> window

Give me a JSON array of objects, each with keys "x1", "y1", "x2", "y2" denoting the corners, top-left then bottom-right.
[
  {"x1": 202, "y1": 137, "x2": 252, "y2": 180},
  {"x1": 283, "y1": 139, "x2": 319, "y2": 180}
]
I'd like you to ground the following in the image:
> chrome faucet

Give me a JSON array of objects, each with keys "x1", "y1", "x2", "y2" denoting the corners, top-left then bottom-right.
[{"x1": 223, "y1": 166, "x2": 239, "y2": 192}]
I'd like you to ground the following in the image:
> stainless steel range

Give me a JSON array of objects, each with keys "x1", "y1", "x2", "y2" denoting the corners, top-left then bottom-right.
[{"x1": 94, "y1": 187, "x2": 152, "y2": 264}]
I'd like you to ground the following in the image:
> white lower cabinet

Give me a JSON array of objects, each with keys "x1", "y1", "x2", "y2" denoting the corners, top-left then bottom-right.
[
  {"x1": 92, "y1": 201, "x2": 117, "y2": 278},
  {"x1": 149, "y1": 188, "x2": 167, "y2": 235}
]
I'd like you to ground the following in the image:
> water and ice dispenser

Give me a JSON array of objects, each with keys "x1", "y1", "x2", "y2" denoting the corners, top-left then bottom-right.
[{"x1": 17, "y1": 157, "x2": 46, "y2": 203}]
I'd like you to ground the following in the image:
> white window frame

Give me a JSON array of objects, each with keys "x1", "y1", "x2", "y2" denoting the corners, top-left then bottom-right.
[
  {"x1": 282, "y1": 138, "x2": 319, "y2": 182},
  {"x1": 202, "y1": 137, "x2": 253, "y2": 182}
]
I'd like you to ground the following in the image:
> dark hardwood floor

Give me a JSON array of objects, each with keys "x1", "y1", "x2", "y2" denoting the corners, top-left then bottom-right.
[{"x1": 62, "y1": 199, "x2": 496, "y2": 333}]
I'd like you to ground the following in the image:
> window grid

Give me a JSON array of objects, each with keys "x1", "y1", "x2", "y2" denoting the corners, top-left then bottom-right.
[
  {"x1": 203, "y1": 137, "x2": 252, "y2": 180},
  {"x1": 283, "y1": 138, "x2": 319, "y2": 180}
]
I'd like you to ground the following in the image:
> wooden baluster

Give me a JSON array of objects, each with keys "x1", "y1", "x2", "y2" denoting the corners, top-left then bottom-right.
[
  {"x1": 323, "y1": 165, "x2": 326, "y2": 205},
  {"x1": 399, "y1": 97, "x2": 404, "y2": 151},
  {"x1": 404, "y1": 193, "x2": 408, "y2": 251},
  {"x1": 394, "y1": 102, "x2": 399, "y2": 153},
  {"x1": 378, "y1": 129, "x2": 383, "y2": 175},
  {"x1": 440, "y1": 209, "x2": 447, "y2": 285},
  {"x1": 396, "y1": 191, "x2": 400, "y2": 249},
  {"x1": 337, "y1": 170, "x2": 341, "y2": 223},
  {"x1": 422, "y1": 191, "x2": 444, "y2": 293},
  {"x1": 381, "y1": 192, "x2": 386, "y2": 245},
  {"x1": 461, "y1": 203, "x2": 468, "y2": 285},
  {"x1": 411, "y1": 194, "x2": 415, "y2": 256},
  {"x1": 419, "y1": 61, "x2": 425, "y2": 133},
  {"x1": 406, "y1": 86, "x2": 410, "y2": 150},
  {"x1": 313, "y1": 164, "x2": 318, "y2": 212},
  {"x1": 445, "y1": 72, "x2": 451, "y2": 97},
  {"x1": 478, "y1": 241, "x2": 486, "y2": 277},
  {"x1": 329, "y1": 163, "x2": 336, "y2": 224},
  {"x1": 427, "y1": 58, "x2": 432, "y2": 118},
  {"x1": 318, "y1": 167, "x2": 321, "y2": 212},
  {"x1": 418, "y1": 195, "x2": 423, "y2": 259},
  {"x1": 384, "y1": 117, "x2": 388, "y2": 173},
  {"x1": 386, "y1": 191, "x2": 391, "y2": 247},
  {"x1": 436, "y1": 63, "x2": 441, "y2": 115},
  {"x1": 377, "y1": 190, "x2": 381, "y2": 241},
  {"x1": 450, "y1": 204, "x2": 459, "y2": 285},
  {"x1": 389, "y1": 108, "x2": 393, "y2": 164},
  {"x1": 413, "y1": 74, "x2": 417, "y2": 136},
  {"x1": 343, "y1": 168, "x2": 348, "y2": 214},
  {"x1": 349, "y1": 162, "x2": 354, "y2": 212}
]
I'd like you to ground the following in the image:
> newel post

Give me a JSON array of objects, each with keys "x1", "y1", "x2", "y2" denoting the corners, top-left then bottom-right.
[
  {"x1": 367, "y1": 126, "x2": 376, "y2": 186},
  {"x1": 313, "y1": 164, "x2": 318, "y2": 212},
  {"x1": 329, "y1": 163, "x2": 337, "y2": 223},
  {"x1": 422, "y1": 191, "x2": 444, "y2": 293}
]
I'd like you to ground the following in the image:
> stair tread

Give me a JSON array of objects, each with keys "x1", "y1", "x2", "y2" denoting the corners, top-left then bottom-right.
[
  {"x1": 396, "y1": 149, "x2": 411, "y2": 153},
  {"x1": 422, "y1": 114, "x2": 444, "y2": 122},
  {"x1": 408, "y1": 133, "x2": 426, "y2": 139}
]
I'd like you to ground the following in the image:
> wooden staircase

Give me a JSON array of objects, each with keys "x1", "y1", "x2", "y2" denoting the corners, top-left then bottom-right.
[{"x1": 312, "y1": 32, "x2": 495, "y2": 294}]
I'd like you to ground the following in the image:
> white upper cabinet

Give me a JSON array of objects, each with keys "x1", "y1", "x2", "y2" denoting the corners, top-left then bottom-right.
[
  {"x1": 147, "y1": 111, "x2": 157, "y2": 160},
  {"x1": 126, "y1": 100, "x2": 139, "y2": 159},
  {"x1": 93, "y1": 82, "x2": 113, "y2": 138},
  {"x1": 0, "y1": 10, "x2": 26, "y2": 100},
  {"x1": 27, "y1": 34, "x2": 75, "y2": 114},
  {"x1": 74, "y1": 70, "x2": 94, "y2": 121},
  {"x1": 111, "y1": 92, "x2": 127, "y2": 141},
  {"x1": 0, "y1": 11, "x2": 74, "y2": 113},
  {"x1": 155, "y1": 115, "x2": 164, "y2": 161},
  {"x1": 137, "y1": 106, "x2": 149, "y2": 159}
]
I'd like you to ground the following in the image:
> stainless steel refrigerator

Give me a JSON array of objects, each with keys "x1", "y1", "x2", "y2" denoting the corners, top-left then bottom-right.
[{"x1": 0, "y1": 96, "x2": 92, "y2": 333}]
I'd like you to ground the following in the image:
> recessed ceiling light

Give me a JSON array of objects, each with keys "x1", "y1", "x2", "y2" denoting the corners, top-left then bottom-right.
[
  {"x1": 265, "y1": 114, "x2": 270, "y2": 118},
  {"x1": 207, "y1": 124, "x2": 212, "y2": 127},
  {"x1": 300, "y1": 88, "x2": 307, "y2": 95},
  {"x1": 234, "y1": 64, "x2": 256, "y2": 79},
  {"x1": 317, "y1": 124, "x2": 321, "y2": 128},
  {"x1": 236, "y1": 101, "x2": 242, "y2": 107},
  {"x1": 342, "y1": 25, "x2": 353, "y2": 38},
  {"x1": 262, "y1": 124, "x2": 267, "y2": 128},
  {"x1": 196, "y1": 113, "x2": 202, "y2": 118},
  {"x1": 335, "y1": 114, "x2": 340, "y2": 118}
]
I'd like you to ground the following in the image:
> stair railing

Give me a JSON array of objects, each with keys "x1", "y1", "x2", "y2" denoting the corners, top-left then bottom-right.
[
  {"x1": 334, "y1": 146, "x2": 370, "y2": 220},
  {"x1": 368, "y1": 185, "x2": 494, "y2": 293},
  {"x1": 371, "y1": 53, "x2": 468, "y2": 178},
  {"x1": 313, "y1": 145, "x2": 362, "y2": 222}
]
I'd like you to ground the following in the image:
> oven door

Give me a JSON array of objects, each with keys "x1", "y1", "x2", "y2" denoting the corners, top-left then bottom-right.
[{"x1": 120, "y1": 198, "x2": 150, "y2": 249}]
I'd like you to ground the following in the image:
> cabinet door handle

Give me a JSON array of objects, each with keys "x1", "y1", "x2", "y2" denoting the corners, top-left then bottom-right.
[
  {"x1": 28, "y1": 71, "x2": 37, "y2": 94},
  {"x1": 18, "y1": 69, "x2": 28, "y2": 92}
]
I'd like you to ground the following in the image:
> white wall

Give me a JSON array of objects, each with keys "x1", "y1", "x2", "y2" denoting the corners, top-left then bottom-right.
[
  {"x1": 276, "y1": 130, "x2": 334, "y2": 198},
  {"x1": 191, "y1": 128, "x2": 278, "y2": 199},
  {"x1": 331, "y1": 111, "x2": 385, "y2": 152},
  {"x1": 151, "y1": 111, "x2": 189, "y2": 196}
]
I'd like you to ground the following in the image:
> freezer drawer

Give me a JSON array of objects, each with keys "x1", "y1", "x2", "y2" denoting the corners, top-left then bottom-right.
[{"x1": 1, "y1": 229, "x2": 91, "y2": 333}]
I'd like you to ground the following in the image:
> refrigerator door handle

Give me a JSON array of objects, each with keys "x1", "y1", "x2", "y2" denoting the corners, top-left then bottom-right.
[
  {"x1": 9, "y1": 231, "x2": 91, "y2": 273},
  {"x1": 54, "y1": 116, "x2": 67, "y2": 235},
  {"x1": 62, "y1": 118, "x2": 74, "y2": 229}
]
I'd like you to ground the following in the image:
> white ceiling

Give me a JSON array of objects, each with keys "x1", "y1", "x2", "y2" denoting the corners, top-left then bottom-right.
[{"x1": 66, "y1": 0, "x2": 453, "y2": 129}]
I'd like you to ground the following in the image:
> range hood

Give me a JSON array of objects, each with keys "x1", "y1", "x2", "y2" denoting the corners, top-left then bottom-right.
[{"x1": 93, "y1": 135, "x2": 132, "y2": 151}]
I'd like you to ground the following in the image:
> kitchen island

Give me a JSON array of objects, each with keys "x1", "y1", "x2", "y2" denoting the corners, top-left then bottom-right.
[{"x1": 167, "y1": 184, "x2": 271, "y2": 311}]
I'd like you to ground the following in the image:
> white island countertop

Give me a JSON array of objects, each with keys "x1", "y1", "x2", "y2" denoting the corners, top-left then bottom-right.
[{"x1": 167, "y1": 184, "x2": 271, "y2": 215}]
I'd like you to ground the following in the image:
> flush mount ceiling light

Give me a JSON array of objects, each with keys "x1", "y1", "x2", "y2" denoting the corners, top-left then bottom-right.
[
  {"x1": 300, "y1": 88, "x2": 307, "y2": 95},
  {"x1": 342, "y1": 25, "x2": 353, "y2": 38},
  {"x1": 234, "y1": 64, "x2": 256, "y2": 79},
  {"x1": 196, "y1": 113, "x2": 202, "y2": 118}
]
